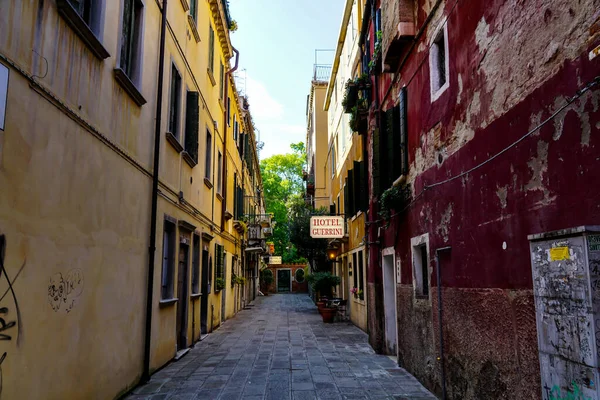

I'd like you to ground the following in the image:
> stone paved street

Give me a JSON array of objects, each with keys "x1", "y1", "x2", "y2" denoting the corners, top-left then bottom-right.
[{"x1": 126, "y1": 294, "x2": 438, "y2": 400}]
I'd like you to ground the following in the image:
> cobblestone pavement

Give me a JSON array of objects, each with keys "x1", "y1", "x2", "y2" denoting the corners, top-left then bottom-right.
[{"x1": 126, "y1": 294, "x2": 438, "y2": 400}]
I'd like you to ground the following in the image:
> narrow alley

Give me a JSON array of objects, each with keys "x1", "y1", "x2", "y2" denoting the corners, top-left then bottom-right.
[{"x1": 127, "y1": 294, "x2": 436, "y2": 400}]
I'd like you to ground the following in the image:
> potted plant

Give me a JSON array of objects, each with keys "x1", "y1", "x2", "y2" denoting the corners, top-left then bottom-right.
[
  {"x1": 379, "y1": 184, "x2": 411, "y2": 227},
  {"x1": 215, "y1": 277, "x2": 226, "y2": 292},
  {"x1": 351, "y1": 287, "x2": 358, "y2": 298},
  {"x1": 358, "y1": 289, "x2": 364, "y2": 301},
  {"x1": 307, "y1": 272, "x2": 341, "y2": 303}
]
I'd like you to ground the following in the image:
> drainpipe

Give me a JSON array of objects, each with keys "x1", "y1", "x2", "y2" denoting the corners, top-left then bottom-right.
[
  {"x1": 142, "y1": 0, "x2": 168, "y2": 384},
  {"x1": 220, "y1": 47, "x2": 240, "y2": 232},
  {"x1": 435, "y1": 246, "x2": 451, "y2": 400}
]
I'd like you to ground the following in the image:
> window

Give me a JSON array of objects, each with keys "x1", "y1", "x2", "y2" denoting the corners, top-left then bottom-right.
[
  {"x1": 217, "y1": 151, "x2": 223, "y2": 194},
  {"x1": 168, "y1": 64, "x2": 182, "y2": 138},
  {"x1": 184, "y1": 91, "x2": 200, "y2": 163},
  {"x1": 161, "y1": 219, "x2": 176, "y2": 299},
  {"x1": 205, "y1": 130, "x2": 212, "y2": 179},
  {"x1": 295, "y1": 269, "x2": 305, "y2": 283},
  {"x1": 233, "y1": 115, "x2": 238, "y2": 141},
  {"x1": 189, "y1": 0, "x2": 197, "y2": 22},
  {"x1": 227, "y1": 97, "x2": 231, "y2": 126},
  {"x1": 208, "y1": 24, "x2": 215, "y2": 75},
  {"x1": 429, "y1": 23, "x2": 449, "y2": 101},
  {"x1": 352, "y1": 253, "x2": 357, "y2": 290},
  {"x1": 330, "y1": 146, "x2": 336, "y2": 178},
  {"x1": 411, "y1": 234, "x2": 430, "y2": 299},
  {"x1": 219, "y1": 62, "x2": 224, "y2": 100},
  {"x1": 57, "y1": 0, "x2": 109, "y2": 59},
  {"x1": 215, "y1": 244, "x2": 224, "y2": 279},
  {"x1": 358, "y1": 250, "x2": 364, "y2": 294},
  {"x1": 119, "y1": 0, "x2": 143, "y2": 82},
  {"x1": 0, "y1": 63, "x2": 8, "y2": 131},
  {"x1": 192, "y1": 234, "x2": 200, "y2": 294}
]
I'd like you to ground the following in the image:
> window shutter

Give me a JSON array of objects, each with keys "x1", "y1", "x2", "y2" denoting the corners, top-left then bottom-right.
[
  {"x1": 344, "y1": 179, "x2": 349, "y2": 217},
  {"x1": 353, "y1": 161, "x2": 361, "y2": 212},
  {"x1": 185, "y1": 91, "x2": 199, "y2": 162},
  {"x1": 373, "y1": 128, "x2": 380, "y2": 197},
  {"x1": 227, "y1": 97, "x2": 231, "y2": 126},
  {"x1": 399, "y1": 87, "x2": 409, "y2": 175},
  {"x1": 348, "y1": 169, "x2": 355, "y2": 217},
  {"x1": 384, "y1": 108, "x2": 395, "y2": 188},
  {"x1": 244, "y1": 133, "x2": 249, "y2": 161}
]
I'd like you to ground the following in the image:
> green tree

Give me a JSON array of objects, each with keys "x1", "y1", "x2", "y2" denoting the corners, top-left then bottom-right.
[
  {"x1": 287, "y1": 193, "x2": 329, "y2": 270},
  {"x1": 260, "y1": 143, "x2": 306, "y2": 262}
]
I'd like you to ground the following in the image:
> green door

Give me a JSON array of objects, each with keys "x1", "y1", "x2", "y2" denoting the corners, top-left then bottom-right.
[{"x1": 277, "y1": 269, "x2": 291, "y2": 292}]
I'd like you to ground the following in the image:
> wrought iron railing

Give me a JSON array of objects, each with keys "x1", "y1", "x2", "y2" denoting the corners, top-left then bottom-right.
[{"x1": 313, "y1": 64, "x2": 332, "y2": 82}]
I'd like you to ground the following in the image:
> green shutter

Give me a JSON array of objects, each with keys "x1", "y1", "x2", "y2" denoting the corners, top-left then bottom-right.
[
  {"x1": 353, "y1": 161, "x2": 361, "y2": 212},
  {"x1": 373, "y1": 128, "x2": 380, "y2": 198},
  {"x1": 185, "y1": 91, "x2": 199, "y2": 163},
  {"x1": 348, "y1": 169, "x2": 355, "y2": 217},
  {"x1": 344, "y1": 178, "x2": 349, "y2": 217},
  {"x1": 399, "y1": 87, "x2": 409, "y2": 175}
]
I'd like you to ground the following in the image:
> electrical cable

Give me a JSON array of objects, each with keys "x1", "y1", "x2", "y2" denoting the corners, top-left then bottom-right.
[{"x1": 373, "y1": 75, "x2": 600, "y2": 225}]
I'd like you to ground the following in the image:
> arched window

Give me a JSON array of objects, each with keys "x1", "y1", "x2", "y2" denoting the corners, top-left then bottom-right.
[{"x1": 295, "y1": 269, "x2": 305, "y2": 283}]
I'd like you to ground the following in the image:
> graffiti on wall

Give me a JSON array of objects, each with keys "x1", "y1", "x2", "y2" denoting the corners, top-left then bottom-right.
[
  {"x1": 0, "y1": 234, "x2": 25, "y2": 396},
  {"x1": 544, "y1": 381, "x2": 592, "y2": 400},
  {"x1": 48, "y1": 269, "x2": 84, "y2": 313}
]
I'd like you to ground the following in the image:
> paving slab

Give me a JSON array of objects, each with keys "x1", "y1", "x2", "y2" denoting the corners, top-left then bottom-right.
[{"x1": 125, "y1": 294, "x2": 437, "y2": 400}]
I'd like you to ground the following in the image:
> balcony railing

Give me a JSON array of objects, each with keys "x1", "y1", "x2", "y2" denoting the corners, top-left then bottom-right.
[{"x1": 313, "y1": 64, "x2": 332, "y2": 82}]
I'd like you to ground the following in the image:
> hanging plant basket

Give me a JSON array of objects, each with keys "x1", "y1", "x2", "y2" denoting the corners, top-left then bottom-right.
[{"x1": 343, "y1": 81, "x2": 359, "y2": 113}]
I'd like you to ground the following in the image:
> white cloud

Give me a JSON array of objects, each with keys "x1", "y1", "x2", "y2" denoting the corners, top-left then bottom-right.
[{"x1": 245, "y1": 76, "x2": 284, "y2": 120}]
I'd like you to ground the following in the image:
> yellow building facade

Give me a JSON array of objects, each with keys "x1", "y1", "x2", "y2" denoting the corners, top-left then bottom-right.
[
  {"x1": 322, "y1": 0, "x2": 369, "y2": 331},
  {"x1": 0, "y1": 0, "x2": 264, "y2": 398}
]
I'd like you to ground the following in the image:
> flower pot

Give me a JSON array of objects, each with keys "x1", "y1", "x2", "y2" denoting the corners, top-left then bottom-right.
[
  {"x1": 316, "y1": 301, "x2": 326, "y2": 314},
  {"x1": 321, "y1": 307, "x2": 337, "y2": 323}
]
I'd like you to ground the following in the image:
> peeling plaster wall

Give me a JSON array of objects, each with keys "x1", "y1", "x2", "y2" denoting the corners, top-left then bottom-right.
[{"x1": 366, "y1": 0, "x2": 600, "y2": 398}]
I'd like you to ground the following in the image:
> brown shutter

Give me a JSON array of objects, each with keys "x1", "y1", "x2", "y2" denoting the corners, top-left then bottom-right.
[{"x1": 185, "y1": 91, "x2": 199, "y2": 162}]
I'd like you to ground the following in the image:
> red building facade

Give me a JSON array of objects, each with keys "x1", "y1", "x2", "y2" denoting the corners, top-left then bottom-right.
[{"x1": 360, "y1": 0, "x2": 600, "y2": 399}]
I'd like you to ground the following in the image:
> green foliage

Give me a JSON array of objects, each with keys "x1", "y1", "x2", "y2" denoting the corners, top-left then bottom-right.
[
  {"x1": 260, "y1": 143, "x2": 306, "y2": 263},
  {"x1": 229, "y1": 19, "x2": 238, "y2": 32},
  {"x1": 379, "y1": 184, "x2": 410, "y2": 226},
  {"x1": 287, "y1": 194, "x2": 329, "y2": 270},
  {"x1": 215, "y1": 277, "x2": 226, "y2": 291},
  {"x1": 306, "y1": 272, "x2": 341, "y2": 298},
  {"x1": 260, "y1": 269, "x2": 274, "y2": 285},
  {"x1": 231, "y1": 273, "x2": 246, "y2": 287}
]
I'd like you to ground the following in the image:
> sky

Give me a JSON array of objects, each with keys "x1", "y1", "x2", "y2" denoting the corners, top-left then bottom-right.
[{"x1": 228, "y1": 0, "x2": 346, "y2": 159}]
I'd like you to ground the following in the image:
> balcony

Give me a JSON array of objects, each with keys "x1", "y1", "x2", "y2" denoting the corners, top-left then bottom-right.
[
  {"x1": 382, "y1": 0, "x2": 416, "y2": 72},
  {"x1": 313, "y1": 64, "x2": 332, "y2": 83}
]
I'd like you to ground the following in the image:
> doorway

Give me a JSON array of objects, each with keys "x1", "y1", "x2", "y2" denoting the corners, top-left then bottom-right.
[
  {"x1": 383, "y1": 252, "x2": 398, "y2": 355},
  {"x1": 277, "y1": 269, "x2": 291, "y2": 292},
  {"x1": 176, "y1": 243, "x2": 189, "y2": 350},
  {"x1": 200, "y1": 246, "x2": 209, "y2": 334}
]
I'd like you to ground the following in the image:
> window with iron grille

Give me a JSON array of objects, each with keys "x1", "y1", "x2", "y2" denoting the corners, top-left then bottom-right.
[{"x1": 215, "y1": 244, "x2": 225, "y2": 279}]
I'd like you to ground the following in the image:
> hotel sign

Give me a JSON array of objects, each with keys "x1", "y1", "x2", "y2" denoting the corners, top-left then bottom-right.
[{"x1": 310, "y1": 216, "x2": 345, "y2": 238}]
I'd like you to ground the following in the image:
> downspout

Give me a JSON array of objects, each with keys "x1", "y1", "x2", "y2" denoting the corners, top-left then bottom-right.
[
  {"x1": 143, "y1": 0, "x2": 168, "y2": 383},
  {"x1": 435, "y1": 246, "x2": 451, "y2": 400},
  {"x1": 220, "y1": 47, "x2": 240, "y2": 232}
]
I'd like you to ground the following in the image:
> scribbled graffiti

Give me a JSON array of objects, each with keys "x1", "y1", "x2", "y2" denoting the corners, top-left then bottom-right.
[
  {"x1": 48, "y1": 269, "x2": 84, "y2": 312},
  {"x1": 545, "y1": 381, "x2": 592, "y2": 400},
  {"x1": 0, "y1": 233, "x2": 25, "y2": 397}
]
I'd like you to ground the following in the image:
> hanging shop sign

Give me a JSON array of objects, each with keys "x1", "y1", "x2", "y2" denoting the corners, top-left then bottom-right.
[{"x1": 310, "y1": 216, "x2": 345, "y2": 238}]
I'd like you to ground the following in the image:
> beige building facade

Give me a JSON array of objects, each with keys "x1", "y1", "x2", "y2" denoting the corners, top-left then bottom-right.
[{"x1": 0, "y1": 0, "x2": 265, "y2": 398}]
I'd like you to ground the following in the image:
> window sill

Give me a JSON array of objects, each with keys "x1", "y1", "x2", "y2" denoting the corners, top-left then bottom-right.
[
  {"x1": 182, "y1": 151, "x2": 198, "y2": 167},
  {"x1": 56, "y1": 0, "x2": 110, "y2": 60},
  {"x1": 166, "y1": 131, "x2": 184, "y2": 153},
  {"x1": 190, "y1": 293, "x2": 202, "y2": 299},
  {"x1": 114, "y1": 68, "x2": 147, "y2": 106},
  {"x1": 216, "y1": 193, "x2": 223, "y2": 202},
  {"x1": 207, "y1": 68, "x2": 216, "y2": 87},
  {"x1": 159, "y1": 298, "x2": 178, "y2": 307},
  {"x1": 179, "y1": 0, "x2": 189, "y2": 11},
  {"x1": 188, "y1": 15, "x2": 200, "y2": 43},
  {"x1": 353, "y1": 297, "x2": 365, "y2": 305},
  {"x1": 204, "y1": 177, "x2": 213, "y2": 189},
  {"x1": 218, "y1": 98, "x2": 225, "y2": 113}
]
